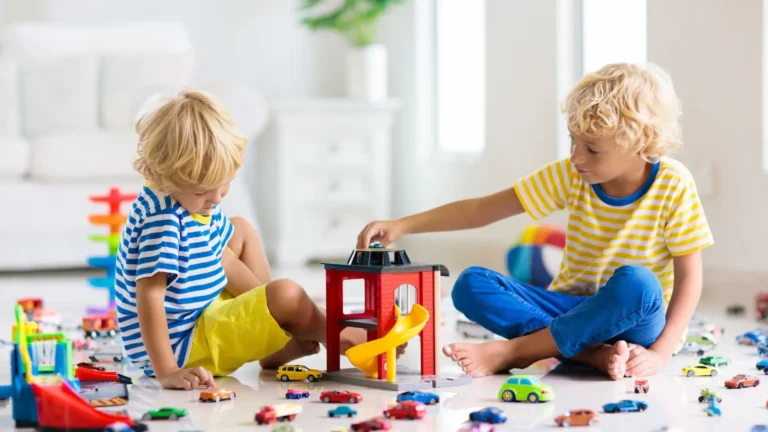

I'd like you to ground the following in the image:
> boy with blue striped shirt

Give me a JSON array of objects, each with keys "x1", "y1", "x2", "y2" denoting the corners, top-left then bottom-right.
[{"x1": 116, "y1": 90, "x2": 368, "y2": 389}]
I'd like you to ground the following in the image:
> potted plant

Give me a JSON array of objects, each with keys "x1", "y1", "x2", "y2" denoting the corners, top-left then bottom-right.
[{"x1": 300, "y1": 0, "x2": 404, "y2": 100}]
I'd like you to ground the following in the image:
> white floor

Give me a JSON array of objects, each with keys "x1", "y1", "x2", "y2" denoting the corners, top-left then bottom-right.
[{"x1": 0, "y1": 268, "x2": 767, "y2": 431}]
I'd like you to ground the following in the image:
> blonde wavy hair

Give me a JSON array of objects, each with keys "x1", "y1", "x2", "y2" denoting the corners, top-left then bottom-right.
[
  {"x1": 563, "y1": 62, "x2": 682, "y2": 161},
  {"x1": 133, "y1": 89, "x2": 247, "y2": 192}
]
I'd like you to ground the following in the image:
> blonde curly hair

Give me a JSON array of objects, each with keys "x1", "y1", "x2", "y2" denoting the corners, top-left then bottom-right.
[
  {"x1": 133, "y1": 89, "x2": 247, "y2": 192},
  {"x1": 563, "y1": 62, "x2": 682, "y2": 161}
]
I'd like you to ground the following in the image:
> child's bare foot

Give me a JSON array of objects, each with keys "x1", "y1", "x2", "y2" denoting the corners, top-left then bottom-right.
[
  {"x1": 605, "y1": 340, "x2": 630, "y2": 380},
  {"x1": 259, "y1": 338, "x2": 320, "y2": 370},
  {"x1": 443, "y1": 340, "x2": 528, "y2": 377}
]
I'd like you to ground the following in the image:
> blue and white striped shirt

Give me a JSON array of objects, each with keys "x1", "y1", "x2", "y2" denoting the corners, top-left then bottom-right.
[{"x1": 115, "y1": 186, "x2": 233, "y2": 375}]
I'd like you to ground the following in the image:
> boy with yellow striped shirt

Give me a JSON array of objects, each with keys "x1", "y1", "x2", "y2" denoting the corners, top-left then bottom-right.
[{"x1": 356, "y1": 63, "x2": 713, "y2": 380}]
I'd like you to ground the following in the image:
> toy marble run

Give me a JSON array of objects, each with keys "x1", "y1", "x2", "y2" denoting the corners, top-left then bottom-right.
[
  {"x1": 86, "y1": 187, "x2": 137, "y2": 316},
  {"x1": 324, "y1": 245, "x2": 471, "y2": 390},
  {"x1": 0, "y1": 305, "x2": 145, "y2": 431}
]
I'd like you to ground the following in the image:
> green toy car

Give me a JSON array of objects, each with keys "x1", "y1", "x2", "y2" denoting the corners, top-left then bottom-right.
[
  {"x1": 699, "y1": 355, "x2": 730, "y2": 367},
  {"x1": 698, "y1": 388, "x2": 722, "y2": 403},
  {"x1": 141, "y1": 407, "x2": 188, "y2": 421},
  {"x1": 498, "y1": 375, "x2": 555, "y2": 403}
]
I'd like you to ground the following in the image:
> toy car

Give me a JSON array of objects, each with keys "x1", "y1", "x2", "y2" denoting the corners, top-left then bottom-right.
[
  {"x1": 759, "y1": 342, "x2": 768, "y2": 357},
  {"x1": 104, "y1": 422, "x2": 147, "y2": 432},
  {"x1": 254, "y1": 404, "x2": 302, "y2": 425},
  {"x1": 698, "y1": 388, "x2": 722, "y2": 403},
  {"x1": 350, "y1": 417, "x2": 392, "y2": 431},
  {"x1": 383, "y1": 401, "x2": 426, "y2": 420},
  {"x1": 458, "y1": 422, "x2": 495, "y2": 432},
  {"x1": 677, "y1": 341, "x2": 712, "y2": 356},
  {"x1": 756, "y1": 358, "x2": 768, "y2": 372},
  {"x1": 699, "y1": 355, "x2": 730, "y2": 367},
  {"x1": 72, "y1": 338, "x2": 95, "y2": 351},
  {"x1": 497, "y1": 374, "x2": 555, "y2": 402},
  {"x1": 469, "y1": 407, "x2": 508, "y2": 424},
  {"x1": 725, "y1": 374, "x2": 760, "y2": 388},
  {"x1": 737, "y1": 331, "x2": 766, "y2": 346},
  {"x1": 602, "y1": 400, "x2": 648, "y2": 413},
  {"x1": 683, "y1": 364, "x2": 719, "y2": 377},
  {"x1": 276, "y1": 365, "x2": 323, "y2": 382},
  {"x1": 554, "y1": 409, "x2": 600, "y2": 427},
  {"x1": 706, "y1": 400, "x2": 721, "y2": 417},
  {"x1": 727, "y1": 303, "x2": 746, "y2": 316},
  {"x1": 751, "y1": 426, "x2": 768, "y2": 432},
  {"x1": 285, "y1": 389, "x2": 309, "y2": 399},
  {"x1": 396, "y1": 390, "x2": 440, "y2": 405},
  {"x1": 634, "y1": 379, "x2": 649, "y2": 393},
  {"x1": 77, "y1": 362, "x2": 105, "y2": 371},
  {"x1": 199, "y1": 387, "x2": 236, "y2": 402},
  {"x1": 320, "y1": 390, "x2": 362, "y2": 403},
  {"x1": 328, "y1": 405, "x2": 358, "y2": 418},
  {"x1": 456, "y1": 313, "x2": 495, "y2": 340},
  {"x1": 82, "y1": 314, "x2": 119, "y2": 339},
  {"x1": 141, "y1": 407, "x2": 188, "y2": 421},
  {"x1": 88, "y1": 343, "x2": 126, "y2": 363}
]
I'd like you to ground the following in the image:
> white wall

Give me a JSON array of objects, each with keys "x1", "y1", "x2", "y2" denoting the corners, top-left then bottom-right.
[
  {"x1": 647, "y1": 0, "x2": 766, "y2": 278},
  {"x1": 379, "y1": 0, "x2": 566, "y2": 273}
]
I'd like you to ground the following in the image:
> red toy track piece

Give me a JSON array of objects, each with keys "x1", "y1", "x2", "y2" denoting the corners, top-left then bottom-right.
[
  {"x1": 75, "y1": 366, "x2": 132, "y2": 384},
  {"x1": 89, "y1": 187, "x2": 138, "y2": 215},
  {"x1": 31, "y1": 381, "x2": 142, "y2": 430}
]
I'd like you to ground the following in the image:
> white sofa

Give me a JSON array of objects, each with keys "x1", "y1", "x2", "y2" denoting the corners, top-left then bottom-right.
[{"x1": 0, "y1": 22, "x2": 265, "y2": 270}]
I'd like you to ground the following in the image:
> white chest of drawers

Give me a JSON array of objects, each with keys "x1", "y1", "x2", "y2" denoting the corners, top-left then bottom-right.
[{"x1": 256, "y1": 99, "x2": 399, "y2": 266}]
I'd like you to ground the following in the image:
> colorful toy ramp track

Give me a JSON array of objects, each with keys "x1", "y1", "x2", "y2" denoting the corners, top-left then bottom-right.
[
  {"x1": 31, "y1": 381, "x2": 145, "y2": 431},
  {"x1": 345, "y1": 304, "x2": 429, "y2": 381}
]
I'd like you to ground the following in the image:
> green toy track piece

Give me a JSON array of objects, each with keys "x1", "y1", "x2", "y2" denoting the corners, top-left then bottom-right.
[{"x1": 88, "y1": 234, "x2": 121, "y2": 255}]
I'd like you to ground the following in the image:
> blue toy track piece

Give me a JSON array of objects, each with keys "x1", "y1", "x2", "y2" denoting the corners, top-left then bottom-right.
[
  {"x1": 87, "y1": 256, "x2": 116, "y2": 269},
  {"x1": 88, "y1": 277, "x2": 114, "y2": 289}
]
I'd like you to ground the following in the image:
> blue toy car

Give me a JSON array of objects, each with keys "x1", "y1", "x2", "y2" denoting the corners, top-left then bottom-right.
[
  {"x1": 756, "y1": 358, "x2": 768, "y2": 373},
  {"x1": 396, "y1": 390, "x2": 440, "y2": 405},
  {"x1": 603, "y1": 400, "x2": 649, "y2": 413},
  {"x1": 469, "y1": 407, "x2": 508, "y2": 424},
  {"x1": 736, "y1": 331, "x2": 766, "y2": 346},
  {"x1": 759, "y1": 342, "x2": 768, "y2": 357},
  {"x1": 328, "y1": 405, "x2": 358, "y2": 418},
  {"x1": 751, "y1": 425, "x2": 768, "y2": 432},
  {"x1": 285, "y1": 389, "x2": 310, "y2": 399}
]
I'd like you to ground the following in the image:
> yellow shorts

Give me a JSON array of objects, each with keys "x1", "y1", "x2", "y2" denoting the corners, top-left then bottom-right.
[{"x1": 186, "y1": 285, "x2": 292, "y2": 376}]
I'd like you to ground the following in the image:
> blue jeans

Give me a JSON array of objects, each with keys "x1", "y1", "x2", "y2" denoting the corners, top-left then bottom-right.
[{"x1": 452, "y1": 265, "x2": 666, "y2": 358}]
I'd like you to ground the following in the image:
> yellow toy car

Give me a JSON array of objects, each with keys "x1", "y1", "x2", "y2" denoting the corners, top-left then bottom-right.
[
  {"x1": 683, "y1": 364, "x2": 719, "y2": 377},
  {"x1": 276, "y1": 365, "x2": 323, "y2": 382}
]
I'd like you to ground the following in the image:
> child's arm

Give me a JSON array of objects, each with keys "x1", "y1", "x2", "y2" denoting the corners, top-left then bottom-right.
[
  {"x1": 221, "y1": 249, "x2": 262, "y2": 297},
  {"x1": 652, "y1": 250, "x2": 703, "y2": 357},
  {"x1": 137, "y1": 273, "x2": 217, "y2": 390},
  {"x1": 357, "y1": 187, "x2": 525, "y2": 248}
]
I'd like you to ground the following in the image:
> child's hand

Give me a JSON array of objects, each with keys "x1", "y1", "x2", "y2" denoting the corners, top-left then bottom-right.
[
  {"x1": 625, "y1": 346, "x2": 666, "y2": 377},
  {"x1": 357, "y1": 220, "x2": 404, "y2": 249},
  {"x1": 159, "y1": 366, "x2": 216, "y2": 390}
]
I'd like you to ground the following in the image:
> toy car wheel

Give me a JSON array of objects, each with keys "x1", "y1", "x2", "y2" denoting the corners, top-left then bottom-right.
[
  {"x1": 687, "y1": 370, "x2": 694, "y2": 377},
  {"x1": 710, "y1": 370, "x2": 717, "y2": 377},
  {"x1": 527, "y1": 393, "x2": 539, "y2": 403},
  {"x1": 307, "y1": 375, "x2": 316, "y2": 382},
  {"x1": 231, "y1": 392, "x2": 236, "y2": 399},
  {"x1": 90, "y1": 356, "x2": 99, "y2": 363},
  {"x1": 638, "y1": 406, "x2": 646, "y2": 412},
  {"x1": 141, "y1": 414, "x2": 152, "y2": 421},
  {"x1": 349, "y1": 397, "x2": 356, "y2": 404},
  {"x1": 329, "y1": 413, "x2": 335, "y2": 418},
  {"x1": 634, "y1": 388, "x2": 639, "y2": 394},
  {"x1": 215, "y1": 395, "x2": 221, "y2": 402},
  {"x1": 281, "y1": 375, "x2": 289, "y2": 382},
  {"x1": 108, "y1": 330, "x2": 117, "y2": 337},
  {"x1": 429, "y1": 398, "x2": 437, "y2": 405},
  {"x1": 698, "y1": 396, "x2": 705, "y2": 402},
  {"x1": 348, "y1": 413, "x2": 354, "y2": 418},
  {"x1": 717, "y1": 398, "x2": 722, "y2": 403},
  {"x1": 755, "y1": 380, "x2": 760, "y2": 386},
  {"x1": 561, "y1": 419, "x2": 570, "y2": 427},
  {"x1": 384, "y1": 412, "x2": 392, "y2": 418},
  {"x1": 697, "y1": 350, "x2": 705, "y2": 356},
  {"x1": 323, "y1": 397, "x2": 331, "y2": 403},
  {"x1": 501, "y1": 390, "x2": 514, "y2": 402},
  {"x1": 764, "y1": 369, "x2": 768, "y2": 375},
  {"x1": 408, "y1": 414, "x2": 414, "y2": 419},
  {"x1": 643, "y1": 388, "x2": 648, "y2": 393},
  {"x1": 612, "y1": 407, "x2": 621, "y2": 413},
  {"x1": 302, "y1": 392, "x2": 309, "y2": 398},
  {"x1": 588, "y1": 418, "x2": 598, "y2": 426},
  {"x1": 739, "y1": 382, "x2": 744, "y2": 388}
]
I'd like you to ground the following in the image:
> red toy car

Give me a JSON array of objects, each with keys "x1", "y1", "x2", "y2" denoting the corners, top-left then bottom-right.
[
  {"x1": 383, "y1": 401, "x2": 427, "y2": 420},
  {"x1": 320, "y1": 390, "x2": 363, "y2": 404},
  {"x1": 351, "y1": 417, "x2": 392, "y2": 431},
  {"x1": 634, "y1": 379, "x2": 649, "y2": 393},
  {"x1": 725, "y1": 374, "x2": 760, "y2": 389}
]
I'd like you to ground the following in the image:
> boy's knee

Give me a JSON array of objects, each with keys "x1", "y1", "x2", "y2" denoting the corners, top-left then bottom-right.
[
  {"x1": 451, "y1": 266, "x2": 490, "y2": 313},
  {"x1": 607, "y1": 265, "x2": 662, "y2": 303},
  {"x1": 265, "y1": 279, "x2": 310, "y2": 323}
]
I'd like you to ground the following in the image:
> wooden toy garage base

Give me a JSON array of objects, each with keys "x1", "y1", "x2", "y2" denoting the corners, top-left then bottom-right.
[{"x1": 323, "y1": 366, "x2": 472, "y2": 391}]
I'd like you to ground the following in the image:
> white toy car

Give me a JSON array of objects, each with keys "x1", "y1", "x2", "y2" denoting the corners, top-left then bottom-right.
[
  {"x1": 89, "y1": 343, "x2": 126, "y2": 363},
  {"x1": 456, "y1": 314, "x2": 495, "y2": 340}
]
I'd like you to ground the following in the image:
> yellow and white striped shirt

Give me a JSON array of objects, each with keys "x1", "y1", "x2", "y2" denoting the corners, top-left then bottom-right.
[{"x1": 514, "y1": 157, "x2": 714, "y2": 305}]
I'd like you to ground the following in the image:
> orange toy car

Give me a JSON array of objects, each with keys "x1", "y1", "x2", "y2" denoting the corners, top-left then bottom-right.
[
  {"x1": 82, "y1": 314, "x2": 118, "y2": 338},
  {"x1": 199, "y1": 387, "x2": 236, "y2": 402},
  {"x1": 725, "y1": 374, "x2": 760, "y2": 389},
  {"x1": 554, "y1": 409, "x2": 600, "y2": 427}
]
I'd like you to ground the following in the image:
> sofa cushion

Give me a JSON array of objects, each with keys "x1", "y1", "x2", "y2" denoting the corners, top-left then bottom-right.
[
  {"x1": 28, "y1": 131, "x2": 141, "y2": 181},
  {"x1": 0, "y1": 137, "x2": 30, "y2": 178},
  {"x1": 0, "y1": 59, "x2": 19, "y2": 136},
  {"x1": 19, "y1": 55, "x2": 99, "y2": 138},
  {"x1": 100, "y1": 53, "x2": 194, "y2": 129}
]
